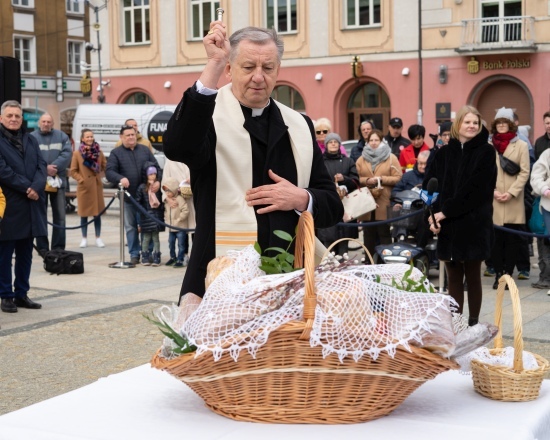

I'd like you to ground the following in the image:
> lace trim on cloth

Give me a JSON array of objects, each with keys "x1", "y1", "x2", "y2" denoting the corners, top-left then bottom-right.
[
  {"x1": 175, "y1": 246, "x2": 457, "y2": 363},
  {"x1": 455, "y1": 346, "x2": 540, "y2": 373}
]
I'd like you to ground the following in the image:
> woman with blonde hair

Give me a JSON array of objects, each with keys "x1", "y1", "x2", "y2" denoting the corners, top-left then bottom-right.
[
  {"x1": 423, "y1": 105, "x2": 497, "y2": 326},
  {"x1": 314, "y1": 117, "x2": 347, "y2": 155}
]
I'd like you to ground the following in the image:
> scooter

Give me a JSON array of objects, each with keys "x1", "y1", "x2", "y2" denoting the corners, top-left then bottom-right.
[{"x1": 373, "y1": 189, "x2": 437, "y2": 276}]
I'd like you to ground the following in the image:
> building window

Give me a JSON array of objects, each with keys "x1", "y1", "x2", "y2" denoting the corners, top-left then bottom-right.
[
  {"x1": 271, "y1": 85, "x2": 305, "y2": 112},
  {"x1": 67, "y1": 41, "x2": 83, "y2": 76},
  {"x1": 66, "y1": 0, "x2": 82, "y2": 14},
  {"x1": 13, "y1": 36, "x2": 35, "y2": 74},
  {"x1": 123, "y1": 0, "x2": 150, "y2": 44},
  {"x1": 481, "y1": 0, "x2": 522, "y2": 43},
  {"x1": 12, "y1": 0, "x2": 34, "y2": 7},
  {"x1": 190, "y1": 0, "x2": 220, "y2": 40},
  {"x1": 123, "y1": 92, "x2": 155, "y2": 104},
  {"x1": 345, "y1": 0, "x2": 381, "y2": 28},
  {"x1": 266, "y1": 0, "x2": 297, "y2": 34}
]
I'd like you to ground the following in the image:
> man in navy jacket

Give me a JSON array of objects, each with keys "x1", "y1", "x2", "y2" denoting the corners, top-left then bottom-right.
[{"x1": 0, "y1": 100, "x2": 47, "y2": 313}]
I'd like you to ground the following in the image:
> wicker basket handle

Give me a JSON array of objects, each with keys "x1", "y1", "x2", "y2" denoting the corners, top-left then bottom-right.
[
  {"x1": 322, "y1": 238, "x2": 374, "y2": 264},
  {"x1": 494, "y1": 274, "x2": 524, "y2": 372},
  {"x1": 294, "y1": 211, "x2": 316, "y2": 341}
]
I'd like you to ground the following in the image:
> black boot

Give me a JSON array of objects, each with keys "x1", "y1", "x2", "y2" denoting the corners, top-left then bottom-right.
[
  {"x1": 468, "y1": 316, "x2": 479, "y2": 326},
  {"x1": 493, "y1": 272, "x2": 504, "y2": 289}
]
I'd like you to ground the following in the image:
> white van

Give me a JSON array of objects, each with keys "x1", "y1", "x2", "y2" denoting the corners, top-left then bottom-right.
[{"x1": 71, "y1": 104, "x2": 177, "y2": 169}]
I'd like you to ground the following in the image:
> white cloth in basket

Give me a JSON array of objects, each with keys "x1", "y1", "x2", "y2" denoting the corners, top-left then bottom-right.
[
  {"x1": 456, "y1": 346, "x2": 540, "y2": 372},
  {"x1": 174, "y1": 246, "x2": 456, "y2": 362}
]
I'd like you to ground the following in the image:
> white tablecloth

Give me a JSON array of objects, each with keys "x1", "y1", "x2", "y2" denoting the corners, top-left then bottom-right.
[{"x1": 1, "y1": 364, "x2": 549, "y2": 440}]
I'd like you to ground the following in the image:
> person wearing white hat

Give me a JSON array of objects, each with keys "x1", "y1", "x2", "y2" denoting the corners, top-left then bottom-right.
[{"x1": 489, "y1": 107, "x2": 530, "y2": 289}]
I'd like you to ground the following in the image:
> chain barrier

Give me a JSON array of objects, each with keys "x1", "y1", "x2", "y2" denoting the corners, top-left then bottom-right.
[{"x1": 47, "y1": 195, "x2": 117, "y2": 229}]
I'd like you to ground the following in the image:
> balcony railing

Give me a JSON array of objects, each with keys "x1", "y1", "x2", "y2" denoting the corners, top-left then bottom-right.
[{"x1": 458, "y1": 16, "x2": 536, "y2": 52}]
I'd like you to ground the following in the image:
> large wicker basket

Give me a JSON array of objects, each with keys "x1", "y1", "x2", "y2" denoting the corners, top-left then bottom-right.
[
  {"x1": 151, "y1": 211, "x2": 458, "y2": 424},
  {"x1": 471, "y1": 274, "x2": 549, "y2": 402}
]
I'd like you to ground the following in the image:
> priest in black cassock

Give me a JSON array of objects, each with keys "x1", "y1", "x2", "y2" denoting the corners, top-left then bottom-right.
[{"x1": 163, "y1": 23, "x2": 343, "y2": 301}]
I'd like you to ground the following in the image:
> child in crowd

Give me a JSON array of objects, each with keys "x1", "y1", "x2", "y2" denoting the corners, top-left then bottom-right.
[
  {"x1": 161, "y1": 177, "x2": 190, "y2": 268},
  {"x1": 136, "y1": 164, "x2": 164, "y2": 266}
]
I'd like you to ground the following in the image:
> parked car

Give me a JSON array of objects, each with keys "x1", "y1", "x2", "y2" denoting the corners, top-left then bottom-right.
[{"x1": 342, "y1": 139, "x2": 358, "y2": 156}]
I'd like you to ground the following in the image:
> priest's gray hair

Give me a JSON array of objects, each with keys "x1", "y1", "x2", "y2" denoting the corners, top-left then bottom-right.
[{"x1": 229, "y1": 27, "x2": 284, "y2": 64}]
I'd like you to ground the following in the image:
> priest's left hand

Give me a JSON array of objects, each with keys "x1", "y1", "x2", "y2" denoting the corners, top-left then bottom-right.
[{"x1": 246, "y1": 169, "x2": 309, "y2": 214}]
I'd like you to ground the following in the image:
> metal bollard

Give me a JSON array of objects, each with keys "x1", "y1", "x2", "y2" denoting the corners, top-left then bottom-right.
[{"x1": 109, "y1": 183, "x2": 135, "y2": 269}]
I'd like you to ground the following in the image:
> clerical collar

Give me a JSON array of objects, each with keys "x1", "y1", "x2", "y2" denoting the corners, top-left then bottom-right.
[{"x1": 241, "y1": 100, "x2": 271, "y2": 117}]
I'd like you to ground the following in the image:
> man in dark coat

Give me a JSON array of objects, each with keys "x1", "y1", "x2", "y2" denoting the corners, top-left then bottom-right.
[
  {"x1": 106, "y1": 125, "x2": 161, "y2": 264},
  {"x1": 163, "y1": 25, "x2": 343, "y2": 300},
  {"x1": 0, "y1": 100, "x2": 47, "y2": 313},
  {"x1": 384, "y1": 117, "x2": 410, "y2": 157}
]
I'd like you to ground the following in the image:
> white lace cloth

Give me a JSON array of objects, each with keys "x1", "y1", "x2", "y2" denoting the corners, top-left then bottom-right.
[
  {"x1": 455, "y1": 346, "x2": 540, "y2": 372},
  {"x1": 168, "y1": 246, "x2": 456, "y2": 362}
]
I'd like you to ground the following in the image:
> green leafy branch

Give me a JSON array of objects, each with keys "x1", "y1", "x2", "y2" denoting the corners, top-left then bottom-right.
[
  {"x1": 254, "y1": 230, "x2": 298, "y2": 274},
  {"x1": 379, "y1": 262, "x2": 435, "y2": 293},
  {"x1": 143, "y1": 313, "x2": 196, "y2": 354}
]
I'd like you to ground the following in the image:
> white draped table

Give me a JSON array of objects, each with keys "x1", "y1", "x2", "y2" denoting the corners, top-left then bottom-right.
[{"x1": 1, "y1": 364, "x2": 549, "y2": 440}]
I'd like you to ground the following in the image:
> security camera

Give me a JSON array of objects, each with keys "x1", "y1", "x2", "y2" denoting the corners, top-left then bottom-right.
[{"x1": 85, "y1": 42, "x2": 95, "y2": 51}]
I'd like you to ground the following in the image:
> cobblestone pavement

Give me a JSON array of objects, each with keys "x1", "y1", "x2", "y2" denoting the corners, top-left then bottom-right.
[{"x1": 1, "y1": 201, "x2": 549, "y2": 416}]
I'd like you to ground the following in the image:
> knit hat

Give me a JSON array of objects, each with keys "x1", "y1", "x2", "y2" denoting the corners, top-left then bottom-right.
[
  {"x1": 495, "y1": 107, "x2": 514, "y2": 122},
  {"x1": 439, "y1": 121, "x2": 452, "y2": 135},
  {"x1": 324, "y1": 132, "x2": 342, "y2": 147},
  {"x1": 146, "y1": 166, "x2": 157, "y2": 176}
]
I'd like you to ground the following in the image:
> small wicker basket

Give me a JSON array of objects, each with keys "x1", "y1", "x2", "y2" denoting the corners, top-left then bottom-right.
[
  {"x1": 151, "y1": 211, "x2": 458, "y2": 424},
  {"x1": 471, "y1": 274, "x2": 550, "y2": 402}
]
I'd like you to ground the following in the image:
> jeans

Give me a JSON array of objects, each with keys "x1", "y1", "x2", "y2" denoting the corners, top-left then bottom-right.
[
  {"x1": 36, "y1": 188, "x2": 66, "y2": 251},
  {"x1": 168, "y1": 231, "x2": 187, "y2": 261},
  {"x1": 123, "y1": 200, "x2": 141, "y2": 259},
  {"x1": 142, "y1": 231, "x2": 160, "y2": 253},
  {"x1": 0, "y1": 237, "x2": 33, "y2": 299},
  {"x1": 81, "y1": 216, "x2": 101, "y2": 238}
]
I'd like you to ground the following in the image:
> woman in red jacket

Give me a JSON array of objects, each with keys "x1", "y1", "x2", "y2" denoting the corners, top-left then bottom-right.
[{"x1": 399, "y1": 124, "x2": 430, "y2": 172}]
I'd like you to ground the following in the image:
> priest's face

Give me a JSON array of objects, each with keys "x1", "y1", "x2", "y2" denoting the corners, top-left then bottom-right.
[{"x1": 226, "y1": 40, "x2": 280, "y2": 108}]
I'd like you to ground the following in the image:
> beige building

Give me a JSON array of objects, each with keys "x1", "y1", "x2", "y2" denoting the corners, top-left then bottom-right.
[
  {"x1": 0, "y1": 0, "x2": 93, "y2": 134},
  {"x1": 87, "y1": 0, "x2": 549, "y2": 140}
]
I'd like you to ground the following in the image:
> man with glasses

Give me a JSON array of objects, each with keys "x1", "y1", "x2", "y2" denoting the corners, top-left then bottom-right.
[{"x1": 106, "y1": 125, "x2": 161, "y2": 264}]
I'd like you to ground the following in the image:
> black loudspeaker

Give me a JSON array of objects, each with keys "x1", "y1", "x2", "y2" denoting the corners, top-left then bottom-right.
[{"x1": 0, "y1": 56, "x2": 22, "y2": 106}]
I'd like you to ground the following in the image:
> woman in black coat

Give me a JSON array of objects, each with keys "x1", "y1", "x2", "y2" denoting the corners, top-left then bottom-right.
[
  {"x1": 423, "y1": 106, "x2": 497, "y2": 326},
  {"x1": 316, "y1": 133, "x2": 359, "y2": 256}
]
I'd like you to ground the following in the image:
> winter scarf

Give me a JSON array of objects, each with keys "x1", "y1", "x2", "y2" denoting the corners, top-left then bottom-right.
[
  {"x1": 361, "y1": 140, "x2": 391, "y2": 170},
  {"x1": 0, "y1": 124, "x2": 24, "y2": 154},
  {"x1": 492, "y1": 131, "x2": 516, "y2": 154},
  {"x1": 148, "y1": 182, "x2": 160, "y2": 208},
  {"x1": 80, "y1": 141, "x2": 101, "y2": 173}
]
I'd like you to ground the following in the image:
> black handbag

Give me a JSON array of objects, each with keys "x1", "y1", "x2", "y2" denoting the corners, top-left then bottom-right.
[
  {"x1": 499, "y1": 154, "x2": 521, "y2": 176},
  {"x1": 34, "y1": 245, "x2": 84, "y2": 275}
]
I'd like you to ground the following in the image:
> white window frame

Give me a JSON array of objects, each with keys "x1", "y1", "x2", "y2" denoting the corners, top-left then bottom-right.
[
  {"x1": 480, "y1": 0, "x2": 522, "y2": 43},
  {"x1": 265, "y1": 0, "x2": 297, "y2": 35},
  {"x1": 13, "y1": 35, "x2": 36, "y2": 74},
  {"x1": 11, "y1": 0, "x2": 34, "y2": 8},
  {"x1": 344, "y1": 0, "x2": 381, "y2": 29},
  {"x1": 189, "y1": 0, "x2": 220, "y2": 41},
  {"x1": 67, "y1": 40, "x2": 84, "y2": 76},
  {"x1": 66, "y1": 0, "x2": 83, "y2": 14},
  {"x1": 122, "y1": 0, "x2": 151, "y2": 45}
]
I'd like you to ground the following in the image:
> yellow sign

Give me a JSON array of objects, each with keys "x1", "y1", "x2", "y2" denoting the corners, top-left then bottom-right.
[
  {"x1": 351, "y1": 56, "x2": 363, "y2": 78},
  {"x1": 467, "y1": 57, "x2": 479, "y2": 74},
  {"x1": 467, "y1": 56, "x2": 530, "y2": 74},
  {"x1": 80, "y1": 74, "x2": 92, "y2": 97}
]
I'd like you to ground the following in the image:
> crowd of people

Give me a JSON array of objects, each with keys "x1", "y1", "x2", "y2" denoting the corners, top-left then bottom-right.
[
  {"x1": 0, "y1": 101, "x2": 196, "y2": 320},
  {"x1": 314, "y1": 106, "x2": 550, "y2": 326}
]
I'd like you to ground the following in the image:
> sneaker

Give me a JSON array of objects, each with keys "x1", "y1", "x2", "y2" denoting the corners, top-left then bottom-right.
[
  {"x1": 130, "y1": 256, "x2": 140, "y2": 265},
  {"x1": 518, "y1": 270, "x2": 530, "y2": 280},
  {"x1": 173, "y1": 261, "x2": 184, "y2": 268},
  {"x1": 182, "y1": 254, "x2": 189, "y2": 267},
  {"x1": 80, "y1": 238, "x2": 87, "y2": 248},
  {"x1": 165, "y1": 258, "x2": 176, "y2": 266},
  {"x1": 483, "y1": 266, "x2": 495, "y2": 277},
  {"x1": 531, "y1": 281, "x2": 550, "y2": 289},
  {"x1": 547, "y1": 290, "x2": 550, "y2": 296},
  {"x1": 96, "y1": 238, "x2": 105, "y2": 248}
]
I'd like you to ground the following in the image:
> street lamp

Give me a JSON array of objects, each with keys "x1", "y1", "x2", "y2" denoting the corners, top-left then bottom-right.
[{"x1": 85, "y1": 0, "x2": 107, "y2": 103}]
